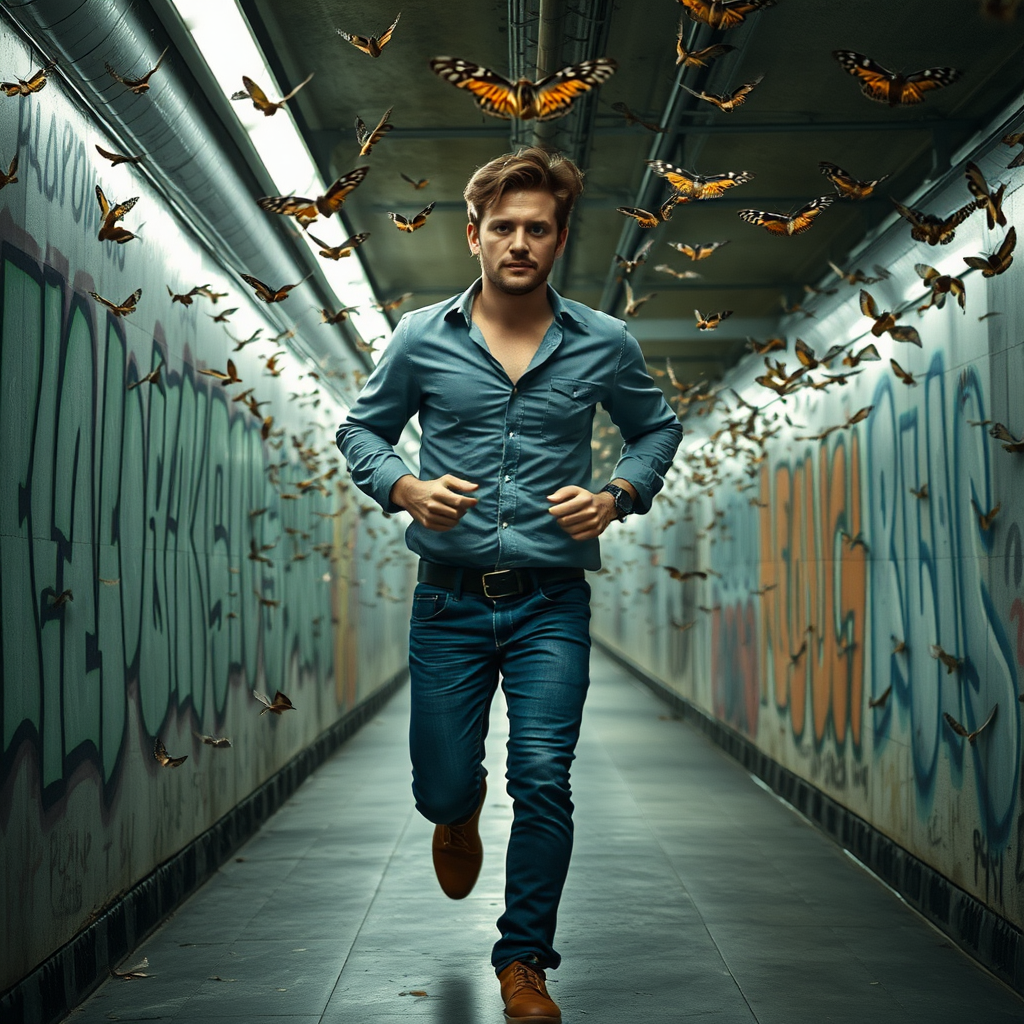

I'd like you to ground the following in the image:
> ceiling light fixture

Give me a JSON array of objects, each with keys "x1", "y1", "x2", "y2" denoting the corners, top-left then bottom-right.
[{"x1": 168, "y1": 0, "x2": 393, "y2": 361}]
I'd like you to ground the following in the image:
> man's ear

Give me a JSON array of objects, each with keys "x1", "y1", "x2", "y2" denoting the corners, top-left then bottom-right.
[{"x1": 466, "y1": 221, "x2": 480, "y2": 256}]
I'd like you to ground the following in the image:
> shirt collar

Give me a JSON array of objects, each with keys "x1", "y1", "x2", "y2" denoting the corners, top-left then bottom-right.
[{"x1": 442, "y1": 277, "x2": 587, "y2": 330}]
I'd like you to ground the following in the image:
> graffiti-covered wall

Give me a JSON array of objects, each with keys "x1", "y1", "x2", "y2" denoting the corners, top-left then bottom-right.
[
  {"x1": 594, "y1": 131, "x2": 1024, "y2": 928},
  {"x1": 0, "y1": 29, "x2": 414, "y2": 992}
]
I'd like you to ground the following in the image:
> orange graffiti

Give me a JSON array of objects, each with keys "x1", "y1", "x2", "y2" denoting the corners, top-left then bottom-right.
[{"x1": 759, "y1": 433, "x2": 866, "y2": 746}]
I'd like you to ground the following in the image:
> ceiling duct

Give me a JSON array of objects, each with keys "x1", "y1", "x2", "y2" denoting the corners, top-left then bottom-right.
[{"x1": 3, "y1": 0, "x2": 371, "y2": 378}]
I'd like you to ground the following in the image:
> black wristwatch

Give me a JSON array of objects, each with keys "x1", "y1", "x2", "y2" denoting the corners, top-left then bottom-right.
[{"x1": 600, "y1": 483, "x2": 634, "y2": 521}]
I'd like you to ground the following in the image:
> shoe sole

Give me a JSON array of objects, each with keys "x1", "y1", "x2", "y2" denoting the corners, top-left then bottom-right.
[{"x1": 504, "y1": 1015, "x2": 560, "y2": 1024}]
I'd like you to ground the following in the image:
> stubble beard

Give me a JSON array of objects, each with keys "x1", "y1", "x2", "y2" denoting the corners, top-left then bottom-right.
[{"x1": 479, "y1": 251, "x2": 552, "y2": 296}]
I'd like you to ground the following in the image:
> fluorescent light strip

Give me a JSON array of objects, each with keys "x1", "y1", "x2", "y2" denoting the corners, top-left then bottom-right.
[{"x1": 170, "y1": 0, "x2": 393, "y2": 358}]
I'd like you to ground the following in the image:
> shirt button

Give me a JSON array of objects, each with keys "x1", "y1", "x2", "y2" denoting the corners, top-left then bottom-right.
[
  {"x1": 504, "y1": 475, "x2": 511, "y2": 482},
  {"x1": 512, "y1": 387, "x2": 518, "y2": 394},
  {"x1": 508, "y1": 431, "x2": 515, "y2": 438},
  {"x1": 502, "y1": 522, "x2": 508, "y2": 529}
]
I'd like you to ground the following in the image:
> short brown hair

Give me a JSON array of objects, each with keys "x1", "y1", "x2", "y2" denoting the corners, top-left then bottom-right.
[{"x1": 464, "y1": 147, "x2": 584, "y2": 231}]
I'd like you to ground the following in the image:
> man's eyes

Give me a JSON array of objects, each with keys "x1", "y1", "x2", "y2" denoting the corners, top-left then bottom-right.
[{"x1": 492, "y1": 224, "x2": 548, "y2": 234}]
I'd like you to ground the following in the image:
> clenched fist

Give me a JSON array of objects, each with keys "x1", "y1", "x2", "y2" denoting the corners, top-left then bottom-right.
[{"x1": 390, "y1": 473, "x2": 479, "y2": 532}]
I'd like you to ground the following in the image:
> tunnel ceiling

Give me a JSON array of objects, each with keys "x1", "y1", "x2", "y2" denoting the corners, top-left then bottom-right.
[{"x1": 237, "y1": 0, "x2": 1024, "y2": 383}]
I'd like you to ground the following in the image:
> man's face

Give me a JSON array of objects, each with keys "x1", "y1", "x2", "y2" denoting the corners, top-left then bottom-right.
[{"x1": 468, "y1": 189, "x2": 568, "y2": 297}]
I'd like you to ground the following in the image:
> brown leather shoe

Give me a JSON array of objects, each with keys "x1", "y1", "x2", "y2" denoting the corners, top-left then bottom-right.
[
  {"x1": 498, "y1": 960, "x2": 561, "y2": 1023},
  {"x1": 431, "y1": 777, "x2": 486, "y2": 899}
]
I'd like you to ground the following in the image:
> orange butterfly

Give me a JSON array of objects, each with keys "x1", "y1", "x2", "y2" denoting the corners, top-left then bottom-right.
[
  {"x1": 355, "y1": 107, "x2": 393, "y2": 156},
  {"x1": 153, "y1": 738, "x2": 187, "y2": 768},
  {"x1": 401, "y1": 173, "x2": 429, "y2": 189},
  {"x1": 1, "y1": 60, "x2": 56, "y2": 97},
  {"x1": 258, "y1": 167, "x2": 369, "y2": 226},
  {"x1": 429, "y1": 56, "x2": 617, "y2": 121},
  {"x1": 694, "y1": 309, "x2": 732, "y2": 330},
  {"x1": 90, "y1": 288, "x2": 142, "y2": 318},
  {"x1": 964, "y1": 161, "x2": 1007, "y2": 229},
  {"x1": 680, "y1": 75, "x2": 764, "y2": 112},
  {"x1": 105, "y1": 47, "x2": 168, "y2": 95},
  {"x1": 675, "y1": 29, "x2": 735, "y2": 67},
  {"x1": 890, "y1": 359, "x2": 918, "y2": 386},
  {"x1": 647, "y1": 160, "x2": 753, "y2": 200},
  {"x1": 198, "y1": 359, "x2": 242, "y2": 385},
  {"x1": 668, "y1": 240, "x2": 729, "y2": 261},
  {"x1": 819, "y1": 162, "x2": 889, "y2": 200},
  {"x1": 964, "y1": 226, "x2": 1016, "y2": 276},
  {"x1": 738, "y1": 196, "x2": 833, "y2": 236},
  {"x1": 95, "y1": 144, "x2": 143, "y2": 166},
  {"x1": 832, "y1": 51, "x2": 962, "y2": 106},
  {"x1": 677, "y1": 0, "x2": 776, "y2": 30},
  {"x1": 617, "y1": 207, "x2": 661, "y2": 229},
  {"x1": 0, "y1": 153, "x2": 17, "y2": 190},
  {"x1": 338, "y1": 13, "x2": 400, "y2": 57},
  {"x1": 388, "y1": 201, "x2": 435, "y2": 232},
  {"x1": 231, "y1": 73, "x2": 313, "y2": 116},
  {"x1": 240, "y1": 274, "x2": 311, "y2": 303},
  {"x1": 95, "y1": 185, "x2": 140, "y2": 244},
  {"x1": 307, "y1": 231, "x2": 370, "y2": 260},
  {"x1": 891, "y1": 197, "x2": 979, "y2": 245}
]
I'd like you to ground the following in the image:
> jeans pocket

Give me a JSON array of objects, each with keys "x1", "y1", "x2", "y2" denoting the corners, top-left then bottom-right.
[
  {"x1": 411, "y1": 588, "x2": 451, "y2": 621},
  {"x1": 538, "y1": 577, "x2": 591, "y2": 604}
]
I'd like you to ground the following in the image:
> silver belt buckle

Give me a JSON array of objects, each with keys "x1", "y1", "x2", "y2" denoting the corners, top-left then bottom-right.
[{"x1": 482, "y1": 569, "x2": 517, "y2": 598}]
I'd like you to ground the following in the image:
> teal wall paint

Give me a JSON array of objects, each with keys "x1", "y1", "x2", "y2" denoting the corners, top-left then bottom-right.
[
  {"x1": 0, "y1": 29, "x2": 414, "y2": 991},
  {"x1": 594, "y1": 140, "x2": 1024, "y2": 930}
]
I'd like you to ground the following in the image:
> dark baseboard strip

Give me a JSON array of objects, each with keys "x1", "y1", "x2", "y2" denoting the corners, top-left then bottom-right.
[
  {"x1": 1, "y1": 669, "x2": 408, "y2": 1024},
  {"x1": 594, "y1": 638, "x2": 1024, "y2": 998}
]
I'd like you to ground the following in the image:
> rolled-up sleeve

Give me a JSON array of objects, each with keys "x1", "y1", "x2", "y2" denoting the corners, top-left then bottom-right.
[
  {"x1": 602, "y1": 325, "x2": 684, "y2": 514},
  {"x1": 335, "y1": 317, "x2": 419, "y2": 513}
]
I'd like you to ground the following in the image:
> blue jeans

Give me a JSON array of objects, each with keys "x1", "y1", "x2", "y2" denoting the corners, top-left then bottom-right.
[{"x1": 408, "y1": 572, "x2": 592, "y2": 974}]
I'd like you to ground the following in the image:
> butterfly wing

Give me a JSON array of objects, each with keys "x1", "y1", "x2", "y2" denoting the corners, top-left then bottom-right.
[
  {"x1": 647, "y1": 160, "x2": 697, "y2": 196},
  {"x1": 996, "y1": 225, "x2": 1017, "y2": 267},
  {"x1": 95, "y1": 184, "x2": 110, "y2": 218},
  {"x1": 532, "y1": 58, "x2": 618, "y2": 120},
  {"x1": 784, "y1": 196, "x2": 833, "y2": 234},
  {"x1": 429, "y1": 58, "x2": 520, "y2": 119},
  {"x1": 241, "y1": 76, "x2": 271, "y2": 111},
  {"x1": 89, "y1": 291, "x2": 116, "y2": 311},
  {"x1": 24, "y1": 66, "x2": 50, "y2": 93},
  {"x1": 617, "y1": 207, "x2": 659, "y2": 229},
  {"x1": 338, "y1": 30, "x2": 374, "y2": 56},
  {"x1": 121, "y1": 289, "x2": 142, "y2": 311},
  {"x1": 859, "y1": 289, "x2": 879, "y2": 319},
  {"x1": 375, "y1": 13, "x2": 401, "y2": 50},
  {"x1": 240, "y1": 274, "x2": 273, "y2": 302},
  {"x1": 737, "y1": 208, "x2": 792, "y2": 235},
  {"x1": 317, "y1": 167, "x2": 370, "y2": 216},
  {"x1": 888, "y1": 326, "x2": 922, "y2": 346},
  {"x1": 388, "y1": 212, "x2": 411, "y2": 231},
  {"x1": 279, "y1": 71, "x2": 314, "y2": 103},
  {"x1": 899, "y1": 66, "x2": 962, "y2": 104},
  {"x1": 832, "y1": 51, "x2": 895, "y2": 103},
  {"x1": 358, "y1": 107, "x2": 393, "y2": 156},
  {"x1": 410, "y1": 202, "x2": 436, "y2": 230},
  {"x1": 110, "y1": 195, "x2": 139, "y2": 222},
  {"x1": 257, "y1": 194, "x2": 318, "y2": 220}
]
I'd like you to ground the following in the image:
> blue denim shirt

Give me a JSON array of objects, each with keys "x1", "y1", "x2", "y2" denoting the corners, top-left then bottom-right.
[{"x1": 335, "y1": 278, "x2": 683, "y2": 570}]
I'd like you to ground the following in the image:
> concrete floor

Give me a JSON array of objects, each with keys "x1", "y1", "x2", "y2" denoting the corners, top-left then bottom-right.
[{"x1": 64, "y1": 650, "x2": 1024, "y2": 1024}]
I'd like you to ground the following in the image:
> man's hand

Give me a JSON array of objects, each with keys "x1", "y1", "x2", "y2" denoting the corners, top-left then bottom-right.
[
  {"x1": 546, "y1": 485, "x2": 619, "y2": 541},
  {"x1": 390, "y1": 473, "x2": 479, "y2": 532}
]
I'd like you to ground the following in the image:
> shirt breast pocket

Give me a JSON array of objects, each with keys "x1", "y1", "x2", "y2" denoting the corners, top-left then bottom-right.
[{"x1": 542, "y1": 376, "x2": 599, "y2": 451}]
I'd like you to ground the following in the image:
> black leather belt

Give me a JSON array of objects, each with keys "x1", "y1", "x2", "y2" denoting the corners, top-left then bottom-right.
[{"x1": 417, "y1": 561, "x2": 585, "y2": 599}]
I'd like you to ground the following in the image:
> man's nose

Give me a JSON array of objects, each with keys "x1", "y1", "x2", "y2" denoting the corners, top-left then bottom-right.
[{"x1": 509, "y1": 229, "x2": 530, "y2": 250}]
